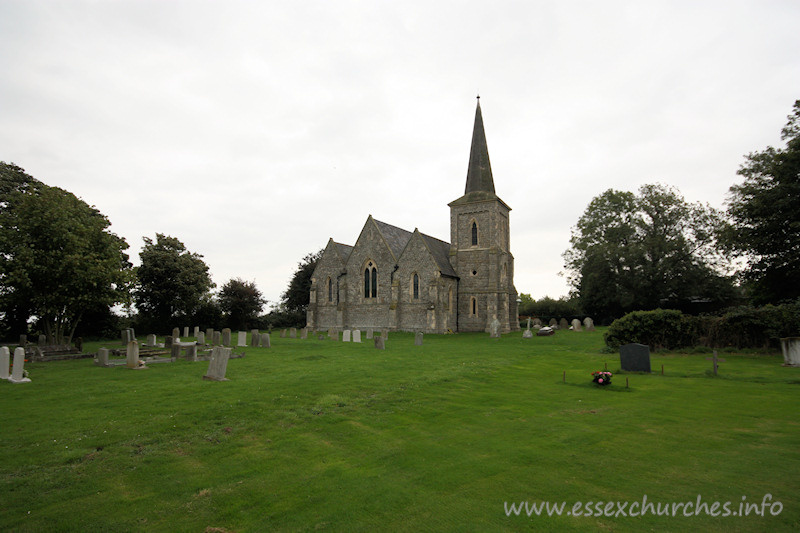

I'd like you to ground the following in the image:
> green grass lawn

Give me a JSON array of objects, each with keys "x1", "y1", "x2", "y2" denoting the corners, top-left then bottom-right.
[{"x1": 2, "y1": 329, "x2": 799, "y2": 532}]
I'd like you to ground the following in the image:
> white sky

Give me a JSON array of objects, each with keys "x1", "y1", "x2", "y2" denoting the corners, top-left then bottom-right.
[{"x1": 2, "y1": 1, "x2": 799, "y2": 309}]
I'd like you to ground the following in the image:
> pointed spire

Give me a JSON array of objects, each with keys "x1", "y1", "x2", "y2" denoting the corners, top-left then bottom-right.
[{"x1": 464, "y1": 97, "x2": 495, "y2": 195}]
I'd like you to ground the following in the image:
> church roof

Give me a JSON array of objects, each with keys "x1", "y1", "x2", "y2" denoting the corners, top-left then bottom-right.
[
  {"x1": 373, "y1": 218, "x2": 414, "y2": 260},
  {"x1": 465, "y1": 98, "x2": 495, "y2": 195},
  {"x1": 332, "y1": 241, "x2": 353, "y2": 262},
  {"x1": 420, "y1": 234, "x2": 458, "y2": 278}
]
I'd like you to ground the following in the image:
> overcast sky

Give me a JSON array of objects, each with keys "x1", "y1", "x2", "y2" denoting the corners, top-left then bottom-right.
[{"x1": 2, "y1": 1, "x2": 799, "y2": 310}]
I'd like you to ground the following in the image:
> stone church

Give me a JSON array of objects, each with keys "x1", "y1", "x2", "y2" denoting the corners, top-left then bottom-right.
[{"x1": 307, "y1": 99, "x2": 519, "y2": 334}]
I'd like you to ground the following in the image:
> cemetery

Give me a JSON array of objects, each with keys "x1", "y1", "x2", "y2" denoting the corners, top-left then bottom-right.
[{"x1": 1, "y1": 327, "x2": 798, "y2": 531}]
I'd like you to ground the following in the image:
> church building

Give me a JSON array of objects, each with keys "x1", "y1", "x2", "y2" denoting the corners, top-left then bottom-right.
[{"x1": 307, "y1": 99, "x2": 519, "y2": 334}]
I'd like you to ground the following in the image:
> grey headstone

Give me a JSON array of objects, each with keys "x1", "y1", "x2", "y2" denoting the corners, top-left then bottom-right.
[
  {"x1": 251, "y1": 329, "x2": 259, "y2": 347},
  {"x1": 382, "y1": 329, "x2": 389, "y2": 340},
  {"x1": 0, "y1": 346, "x2": 10, "y2": 379},
  {"x1": 620, "y1": 343, "x2": 651, "y2": 372},
  {"x1": 95, "y1": 347, "x2": 109, "y2": 367},
  {"x1": 197, "y1": 331, "x2": 205, "y2": 345},
  {"x1": 300, "y1": 328, "x2": 308, "y2": 340},
  {"x1": 204, "y1": 346, "x2": 231, "y2": 381},
  {"x1": 222, "y1": 328, "x2": 232, "y2": 347},
  {"x1": 120, "y1": 329, "x2": 129, "y2": 345},
  {"x1": 318, "y1": 334, "x2": 325, "y2": 340},
  {"x1": 583, "y1": 317, "x2": 595, "y2": 330},
  {"x1": 213, "y1": 331, "x2": 221, "y2": 346},
  {"x1": 490, "y1": 318, "x2": 501, "y2": 338},
  {"x1": 280, "y1": 329, "x2": 287, "y2": 338},
  {"x1": 353, "y1": 329, "x2": 361, "y2": 343},
  {"x1": 548, "y1": 318, "x2": 557, "y2": 327},
  {"x1": 171, "y1": 343, "x2": 182, "y2": 359},
  {"x1": 172, "y1": 327, "x2": 180, "y2": 340},
  {"x1": 186, "y1": 344, "x2": 198, "y2": 362},
  {"x1": 19, "y1": 334, "x2": 27, "y2": 346},
  {"x1": 237, "y1": 331, "x2": 247, "y2": 346},
  {"x1": 165, "y1": 336, "x2": 174, "y2": 348},
  {"x1": 374, "y1": 336, "x2": 385, "y2": 350},
  {"x1": 366, "y1": 328, "x2": 374, "y2": 339},
  {"x1": 194, "y1": 326, "x2": 200, "y2": 337},
  {"x1": 559, "y1": 318, "x2": 569, "y2": 330},
  {"x1": 533, "y1": 318, "x2": 542, "y2": 327},
  {"x1": 146, "y1": 334, "x2": 157, "y2": 347},
  {"x1": 571, "y1": 319, "x2": 582, "y2": 331},
  {"x1": 129, "y1": 327, "x2": 135, "y2": 340},
  {"x1": 260, "y1": 333, "x2": 271, "y2": 348},
  {"x1": 126, "y1": 340, "x2": 140, "y2": 369},
  {"x1": 289, "y1": 328, "x2": 297, "y2": 339},
  {"x1": 415, "y1": 332, "x2": 423, "y2": 345},
  {"x1": 780, "y1": 337, "x2": 800, "y2": 366},
  {"x1": 183, "y1": 326, "x2": 189, "y2": 338},
  {"x1": 9, "y1": 347, "x2": 31, "y2": 383},
  {"x1": 343, "y1": 330, "x2": 351, "y2": 342},
  {"x1": 206, "y1": 328, "x2": 214, "y2": 341},
  {"x1": 523, "y1": 329, "x2": 533, "y2": 339}
]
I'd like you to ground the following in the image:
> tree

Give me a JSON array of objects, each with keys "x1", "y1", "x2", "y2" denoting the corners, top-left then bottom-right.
[
  {"x1": 281, "y1": 250, "x2": 322, "y2": 314},
  {"x1": 219, "y1": 278, "x2": 265, "y2": 330},
  {"x1": 564, "y1": 184, "x2": 734, "y2": 322},
  {"x1": 725, "y1": 100, "x2": 800, "y2": 304},
  {"x1": 134, "y1": 234, "x2": 214, "y2": 331},
  {"x1": 0, "y1": 162, "x2": 130, "y2": 344}
]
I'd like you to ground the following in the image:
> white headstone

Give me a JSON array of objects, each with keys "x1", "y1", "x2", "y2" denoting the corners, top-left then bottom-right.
[
  {"x1": 95, "y1": 347, "x2": 110, "y2": 366},
  {"x1": 9, "y1": 347, "x2": 31, "y2": 383},
  {"x1": 343, "y1": 330, "x2": 351, "y2": 342},
  {"x1": 780, "y1": 337, "x2": 800, "y2": 366},
  {"x1": 183, "y1": 326, "x2": 189, "y2": 338},
  {"x1": 0, "y1": 346, "x2": 10, "y2": 380},
  {"x1": 237, "y1": 331, "x2": 247, "y2": 347},
  {"x1": 571, "y1": 319, "x2": 583, "y2": 331},
  {"x1": 353, "y1": 329, "x2": 361, "y2": 343},
  {"x1": 204, "y1": 346, "x2": 231, "y2": 381}
]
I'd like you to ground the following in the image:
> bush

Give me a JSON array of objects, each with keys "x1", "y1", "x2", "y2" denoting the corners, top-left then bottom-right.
[{"x1": 604, "y1": 309, "x2": 693, "y2": 351}]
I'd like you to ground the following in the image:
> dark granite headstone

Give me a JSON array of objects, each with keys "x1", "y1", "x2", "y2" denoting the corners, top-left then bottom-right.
[{"x1": 620, "y1": 343, "x2": 651, "y2": 372}]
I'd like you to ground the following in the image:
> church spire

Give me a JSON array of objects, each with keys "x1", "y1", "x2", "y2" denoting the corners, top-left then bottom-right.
[{"x1": 464, "y1": 96, "x2": 495, "y2": 195}]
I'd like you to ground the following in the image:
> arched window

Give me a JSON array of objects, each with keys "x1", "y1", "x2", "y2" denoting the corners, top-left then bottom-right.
[
  {"x1": 327, "y1": 277, "x2": 332, "y2": 302},
  {"x1": 471, "y1": 221, "x2": 478, "y2": 246},
  {"x1": 364, "y1": 261, "x2": 377, "y2": 299},
  {"x1": 471, "y1": 297, "x2": 477, "y2": 316},
  {"x1": 412, "y1": 273, "x2": 419, "y2": 300}
]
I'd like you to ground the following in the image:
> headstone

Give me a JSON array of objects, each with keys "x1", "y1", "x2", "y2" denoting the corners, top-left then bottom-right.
[
  {"x1": 126, "y1": 340, "x2": 140, "y2": 369},
  {"x1": 583, "y1": 317, "x2": 595, "y2": 330},
  {"x1": 120, "y1": 329, "x2": 129, "y2": 345},
  {"x1": 186, "y1": 344, "x2": 198, "y2": 362},
  {"x1": 300, "y1": 328, "x2": 308, "y2": 340},
  {"x1": 260, "y1": 333, "x2": 271, "y2": 348},
  {"x1": 559, "y1": 318, "x2": 569, "y2": 330},
  {"x1": 194, "y1": 326, "x2": 200, "y2": 337},
  {"x1": 213, "y1": 331, "x2": 221, "y2": 346},
  {"x1": 366, "y1": 328, "x2": 374, "y2": 339},
  {"x1": 353, "y1": 329, "x2": 361, "y2": 343},
  {"x1": 382, "y1": 329, "x2": 389, "y2": 340},
  {"x1": 318, "y1": 334, "x2": 325, "y2": 340},
  {"x1": 289, "y1": 328, "x2": 297, "y2": 339},
  {"x1": 222, "y1": 328, "x2": 232, "y2": 346},
  {"x1": 548, "y1": 318, "x2": 557, "y2": 327},
  {"x1": 620, "y1": 343, "x2": 651, "y2": 373},
  {"x1": 129, "y1": 327, "x2": 136, "y2": 340},
  {"x1": 9, "y1": 347, "x2": 31, "y2": 383},
  {"x1": 415, "y1": 332, "x2": 423, "y2": 345},
  {"x1": 146, "y1": 334, "x2": 157, "y2": 347},
  {"x1": 780, "y1": 337, "x2": 800, "y2": 366},
  {"x1": 197, "y1": 331, "x2": 205, "y2": 345},
  {"x1": 706, "y1": 350, "x2": 726, "y2": 375},
  {"x1": 571, "y1": 319, "x2": 582, "y2": 331},
  {"x1": 237, "y1": 331, "x2": 246, "y2": 346},
  {"x1": 0, "y1": 346, "x2": 10, "y2": 379},
  {"x1": 533, "y1": 318, "x2": 542, "y2": 327},
  {"x1": 327, "y1": 327, "x2": 335, "y2": 338},
  {"x1": 75, "y1": 337, "x2": 83, "y2": 352},
  {"x1": 171, "y1": 343, "x2": 182, "y2": 359},
  {"x1": 19, "y1": 334, "x2": 27, "y2": 346},
  {"x1": 172, "y1": 327, "x2": 180, "y2": 340},
  {"x1": 203, "y1": 346, "x2": 231, "y2": 381},
  {"x1": 490, "y1": 318, "x2": 501, "y2": 338},
  {"x1": 343, "y1": 330, "x2": 351, "y2": 342},
  {"x1": 523, "y1": 329, "x2": 533, "y2": 338},
  {"x1": 183, "y1": 326, "x2": 189, "y2": 338},
  {"x1": 251, "y1": 329, "x2": 259, "y2": 347},
  {"x1": 206, "y1": 328, "x2": 214, "y2": 341},
  {"x1": 95, "y1": 348, "x2": 110, "y2": 367},
  {"x1": 280, "y1": 329, "x2": 287, "y2": 338},
  {"x1": 374, "y1": 336, "x2": 385, "y2": 350},
  {"x1": 164, "y1": 336, "x2": 174, "y2": 348},
  {"x1": 526, "y1": 318, "x2": 532, "y2": 330}
]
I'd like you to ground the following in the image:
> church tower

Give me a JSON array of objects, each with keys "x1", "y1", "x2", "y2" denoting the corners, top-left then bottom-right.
[{"x1": 449, "y1": 98, "x2": 519, "y2": 332}]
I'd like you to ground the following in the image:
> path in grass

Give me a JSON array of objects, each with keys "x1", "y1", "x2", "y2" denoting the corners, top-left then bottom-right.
[{"x1": 1, "y1": 330, "x2": 799, "y2": 532}]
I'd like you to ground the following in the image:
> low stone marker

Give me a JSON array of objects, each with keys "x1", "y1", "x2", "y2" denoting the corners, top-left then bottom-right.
[
  {"x1": 95, "y1": 348, "x2": 110, "y2": 367},
  {"x1": 251, "y1": 329, "x2": 260, "y2": 347},
  {"x1": 9, "y1": 347, "x2": 31, "y2": 383},
  {"x1": 353, "y1": 329, "x2": 361, "y2": 343},
  {"x1": 300, "y1": 328, "x2": 308, "y2": 340},
  {"x1": 222, "y1": 328, "x2": 231, "y2": 347},
  {"x1": 237, "y1": 331, "x2": 246, "y2": 347},
  {"x1": 343, "y1": 330, "x2": 351, "y2": 342},
  {"x1": 374, "y1": 336, "x2": 385, "y2": 350},
  {"x1": 620, "y1": 343, "x2": 651, "y2": 373},
  {"x1": 0, "y1": 346, "x2": 10, "y2": 379},
  {"x1": 126, "y1": 340, "x2": 142, "y2": 369},
  {"x1": 571, "y1": 319, "x2": 582, "y2": 331},
  {"x1": 415, "y1": 332, "x2": 423, "y2": 345},
  {"x1": 197, "y1": 331, "x2": 205, "y2": 345},
  {"x1": 183, "y1": 326, "x2": 189, "y2": 338},
  {"x1": 780, "y1": 337, "x2": 800, "y2": 366},
  {"x1": 290, "y1": 328, "x2": 297, "y2": 339},
  {"x1": 260, "y1": 333, "x2": 271, "y2": 348},
  {"x1": 366, "y1": 328, "x2": 374, "y2": 339},
  {"x1": 203, "y1": 346, "x2": 231, "y2": 381}
]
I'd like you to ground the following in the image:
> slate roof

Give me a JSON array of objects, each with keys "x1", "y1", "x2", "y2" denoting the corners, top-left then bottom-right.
[
  {"x1": 332, "y1": 242, "x2": 353, "y2": 262},
  {"x1": 421, "y1": 233, "x2": 458, "y2": 278},
  {"x1": 373, "y1": 218, "x2": 413, "y2": 260}
]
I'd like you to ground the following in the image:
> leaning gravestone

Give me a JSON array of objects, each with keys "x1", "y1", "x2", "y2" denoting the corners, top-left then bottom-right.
[
  {"x1": 260, "y1": 333, "x2": 271, "y2": 348},
  {"x1": 571, "y1": 319, "x2": 582, "y2": 331},
  {"x1": 374, "y1": 336, "x2": 385, "y2": 350},
  {"x1": 203, "y1": 347, "x2": 231, "y2": 381},
  {"x1": 366, "y1": 328, "x2": 374, "y2": 339},
  {"x1": 290, "y1": 328, "x2": 297, "y2": 339},
  {"x1": 780, "y1": 337, "x2": 800, "y2": 366},
  {"x1": 0, "y1": 346, "x2": 10, "y2": 379},
  {"x1": 237, "y1": 331, "x2": 246, "y2": 347},
  {"x1": 126, "y1": 340, "x2": 141, "y2": 369},
  {"x1": 95, "y1": 348, "x2": 110, "y2": 367},
  {"x1": 620, "y1": 343, "x2": 651, "y2": 373},
  {"x1": 183, "y1": 326, "x2": 189, "y2": 338},
  {"x1": 559, "y1": 318, "x2": 569, "y2": 330},
  {"x1": 490, "y1": 318, "x2": 501, "y2": 338},
  {"x1": 343, "y1": 330, "x2": 351, "y2": 342},
  {"x1": 353, "y1": 329, "x2": 361, "y2": 343},
  {"x1": 415, "y1": 332, "x2": 423, "y2": 346},
  {"x1": 250, "y1": 329, "x2": 259, "y2": 347},
  {"x1": 197, "y1": 331, "x2": 205, "y2": 345},
  {"x1": 9, "y1": 347, "x2": 31, "y2": 383}
]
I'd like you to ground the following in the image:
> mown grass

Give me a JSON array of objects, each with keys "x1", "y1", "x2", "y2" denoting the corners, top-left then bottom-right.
[{"x1": 1, "y1": 329, "x2": 799, "y2": 532}]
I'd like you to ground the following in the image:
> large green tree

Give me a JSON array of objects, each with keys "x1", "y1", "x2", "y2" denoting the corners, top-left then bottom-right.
[
  {"x1": 134, "y1": 234, "x2": 214, "y2": 331},
  {"x1": 0, "y1": 162, "x2": 130, "y2": 344},
  {"x1": 281, "y1": 250, "x2": 322, "y2": 314},
  {"x1": 564, "y1": 184, "x2": 734, "y2": 321},
  {"x1": 219, "y1": 278, "x2": 265, "y2": 330},
  {"x1": 725, "y1": 100, "x2": 800, "y2": 304}
]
